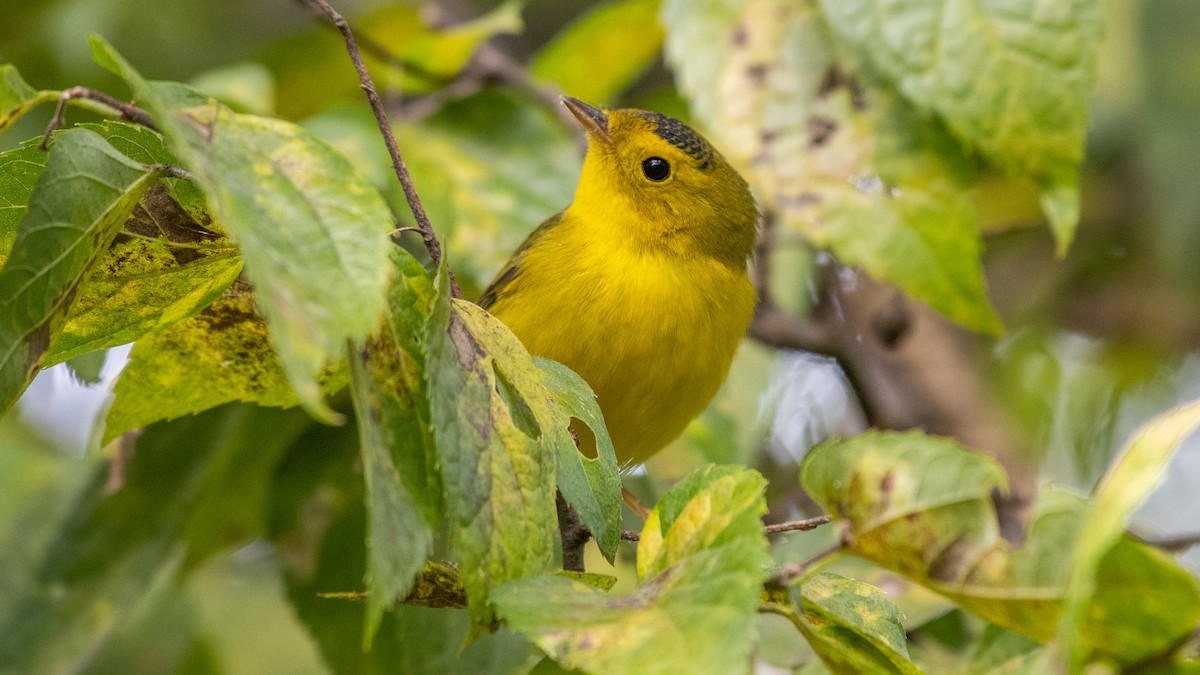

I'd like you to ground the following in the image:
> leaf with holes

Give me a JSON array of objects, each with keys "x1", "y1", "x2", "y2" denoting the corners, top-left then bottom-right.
[
  {"x1": 535, "y1": 357, "x2": 621, "y2": 563},
  {"x1": 91, "y1": 36, "x2": 393, "y2": 421},
  {"x1": 425, "y1": 268, "x2": 562, "y2": 627},
  {"x1": 494, "y1": 465, "x2": 769, "y2": 675}
]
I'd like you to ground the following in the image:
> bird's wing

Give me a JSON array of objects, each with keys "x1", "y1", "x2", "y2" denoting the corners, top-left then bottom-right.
[{"x1": 478, "y1": 211, "x2": 564, "y2": 310}]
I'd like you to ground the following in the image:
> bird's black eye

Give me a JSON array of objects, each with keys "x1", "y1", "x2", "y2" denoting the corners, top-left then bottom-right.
[{"x1": 641, "y1": 156, "x2": 671, "y2": 182}]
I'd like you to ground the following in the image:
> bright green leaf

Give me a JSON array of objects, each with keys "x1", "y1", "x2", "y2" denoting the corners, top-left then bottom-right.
[
  {"x1": 0, "y1": 64, "x2": 55, "y2": 134},
  {"x1": 493, "y1": 465, "x2": 770, "y2": 675},
  {"x1": 189, "y1": 62, "x2": 276, "y2": 116},
  {"x1": 0, "y1": 128, "x2": 162, "y2": 415},
  {"x1": 1061, "y1": 400, "x2": 1200, "y2": 670},
  {"x1": 791, "y1": 573, "x2": 922, "y2": 675},
  {"x1": 90, "y1": 36, "x2": 393, "y2": 421},
  {"x1": 662, "y1": 0, "x2": 1001, "y2": 334},
  {"x1": 531, "y1": 0, "x2": 663, "y2": 105},
  {"x1": 425, "y1": 270, "x2": 560, "y2": 627},
  {"x1": 534, "y1": 357, "x2": 622, "y2": 563},
  {"x1": 816, "y1": 0, "x2": 1105, "y2": 252}
]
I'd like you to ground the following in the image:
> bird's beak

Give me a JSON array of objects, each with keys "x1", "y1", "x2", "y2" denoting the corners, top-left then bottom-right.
[{"x1": 561, "y1": 95, "x2": 611, "y2": 144}]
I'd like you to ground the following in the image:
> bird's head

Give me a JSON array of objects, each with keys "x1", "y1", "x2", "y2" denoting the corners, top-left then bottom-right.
[{"x1": 562, "y1": 96, "x2": 758, "y2": 267}]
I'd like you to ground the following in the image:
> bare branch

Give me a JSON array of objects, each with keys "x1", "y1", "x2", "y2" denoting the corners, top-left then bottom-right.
[
  {"x1": 1133, "y1": 530, "x2": 1200, "y2": 554},
  {"x1": 298, "y1": 0, "x2": 463, "y2": 299},
  {"x1": 765, "y1": 515, "x2": 831, "y2": 535},
  {"x1": 40, "y1": 86, "x2": 157, "y2": 150},
  {"x1": 772, "y1": 542, "x2": 844, "y2": 584}
]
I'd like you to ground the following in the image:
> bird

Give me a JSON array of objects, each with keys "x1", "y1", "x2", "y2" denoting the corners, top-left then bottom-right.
[{"x1": 480, "y1": 96, "x2": 758, "y2": 467}]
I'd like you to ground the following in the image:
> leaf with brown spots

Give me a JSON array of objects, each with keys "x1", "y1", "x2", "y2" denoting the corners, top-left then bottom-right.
[
  {"x1": 425, "y1": 266, "x2": 565, "y2": 629},
  {"x1": 102, "y1": 280, "x2": 345, "y2": 443},
  {"x1": 802, "y1": 430, "x2": 1200, "y2": 652},
  {"x1": 662, "y1": 0, "x2": 1002, "y2": 334},
  {"x1": 91, "y1": 37, "x2": 393, "y2": 422},
  {"x1": 785, "y1": 573, "x2": 922, "y2": 674},
  {"x1": 0, "y1": 128, "x2": 163, "y2": 415},
  {"x1": 493, "y1": 466, "x2": 770, "y2": 675}
]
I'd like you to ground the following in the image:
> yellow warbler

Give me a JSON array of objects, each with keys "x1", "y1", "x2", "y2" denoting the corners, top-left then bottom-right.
[{"x1": 481, "y1": 96, "x2": 757, "y2": 466}]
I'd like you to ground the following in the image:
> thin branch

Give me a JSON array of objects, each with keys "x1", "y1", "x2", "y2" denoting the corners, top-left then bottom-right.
[
  {"x1": 619, "y1": 516, "x2": 831, "y2": 543},
  {"x1": 40, "y1": 86, "x2": 157, "y2": 150},
  {"x1": 147, "y1": 163, "x2": 195, "y2": 181},
  {"x1": 772, "y1": 542, "x2": 844, "y2": 584},
  {"x1": 765, "y1": 515, "x2": 831, "y2": 535},
  {"x1": 299, "y1": 0, "x2": 463, "y2": 299}
]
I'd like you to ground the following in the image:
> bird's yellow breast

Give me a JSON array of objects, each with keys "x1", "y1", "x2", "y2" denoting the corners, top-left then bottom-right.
[{"x1": 488, "y1": 209, "x2": 755, "y2": 466}]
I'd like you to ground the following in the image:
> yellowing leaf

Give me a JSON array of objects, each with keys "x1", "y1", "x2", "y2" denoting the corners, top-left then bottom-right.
[
  {"x1": 91, "y1": 36, "x2": 394, "y2": 422},
  {"x1": 493, "y1": 465, "x2": 770, "y2": 675},
  {"x1": 663, "y1": 0, "x2": 1001, "y2": 334},
  {"x1": 0, "y1": 129, "x2": 162, "y2": 414},
  {"x1": 817, "y1": 0, "x2": 1105, "y2": 253}
]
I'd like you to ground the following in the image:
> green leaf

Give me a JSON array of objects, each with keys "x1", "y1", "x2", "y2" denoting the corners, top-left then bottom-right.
[
  {"x1": 0, "y1": 404, "x2": 312, "y2": 673},
  {"x1": 425, "y1": 270, "x2": 561, "y2": 626},
  {"x1": 534, "y1": 357, "x2": 621, "y2": 563},
  {"x1": 1060, "y1": 401, "x2": 1200, "y2": 670},
  {"x1": 0, "y1": 128, "x2": 162, "y2": 415},
  {"x1": 347, "y1": 253, "x2": 446, "y2": 645},
  {"x1": 530, "y1": 0, "x2": 663, "y2": 104},
  {"x1": 791, "y1": 573, "x2": 922, "y2": 675},
  {"x1": 102, "y1": 280, "x2": 332, "y2": 443},
  {"x1": 968, "y1": 626, "x2": 1045, "y2": 675},
  {"x1": 494, "y1": 465, "x2": 769, "y2": 675},
  {"x1": 0, "y1": 140, "x2": 47, "y2": 265},
  {"x1": 803, "y1": 430, "x2": 1200, "y2": 653},
  {"x1": 661, "y1": 0, "x2": 1000, "y2": 334},
  {"x1": 816, "y1": 0, "x2": 1105, "y2": 253},
  {"x1": 269, "y1": 419, "x2": 535, "y2": 674},
  {"x1": 0, "y1": 64, "x2": 55, "y2": 133},
  {"x1": 91, "y1": 36, "x2": 393, "y2": 421},
  {"x1": 64, "y1": 350, "x2": 106, "y2": 385}
]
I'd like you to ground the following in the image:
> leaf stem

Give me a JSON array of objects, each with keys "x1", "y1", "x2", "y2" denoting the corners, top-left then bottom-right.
[
  {"x1": 298, "y1": 0, "x2": 463, "y2": 300},
  {"x1": 39, "y1": 86, "x2": 157, "y2": 151}
]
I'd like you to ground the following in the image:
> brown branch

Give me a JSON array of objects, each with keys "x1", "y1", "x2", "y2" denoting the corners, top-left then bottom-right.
[
  {"x1": 619, "y1": 515, "x2": 831, "y2": 543},
  {"x1": 39, "y1": 86, "x2": 157, "y2": 150},
  {"x1": 765, "y1": 515, "x2": 831, "y2": 535},
  {"x1": 556, "y1": 492, "x2": 590, "y2": 572},
  {"x1": 299, "y1": 0, "x2": 463, "y2": 299},
  {"x1": 772, "y1": 542, "x2": 844, "y2": 584}
]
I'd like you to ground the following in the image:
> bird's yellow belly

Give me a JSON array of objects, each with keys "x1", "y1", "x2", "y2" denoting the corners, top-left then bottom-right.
[{"x1": 491, "y1": 253, "x2": 754, "y2": 466}]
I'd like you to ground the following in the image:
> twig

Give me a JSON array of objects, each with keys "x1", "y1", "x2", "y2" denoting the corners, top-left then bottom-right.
[
  {"x1": 749, "y1": 218, "x2": 839, "y2": 357},
  {"x1": 299, "y1": 0, "x2": 463, "y2": 299},
  {"x1": 556, "y1": 492, "x2": 590, "y2": 572},
  {"x1": 765, "y1": 515, "x2": 831, "y2": 535},
  {"x1": 773, "y1": 542, "x2": 844, "y2": 584},
  {"x1": 39, "y1": 86, "x2": 157, "y2": 150},
  {"x1": 619, "y1": 516, "x2": 831, "y2": 543},
  {"x1": 621, "y1": 487, "x2": 652, "y2": 520},
  {"x1": 147, "y1": 163, "x2": 195, "y2": 181}
]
